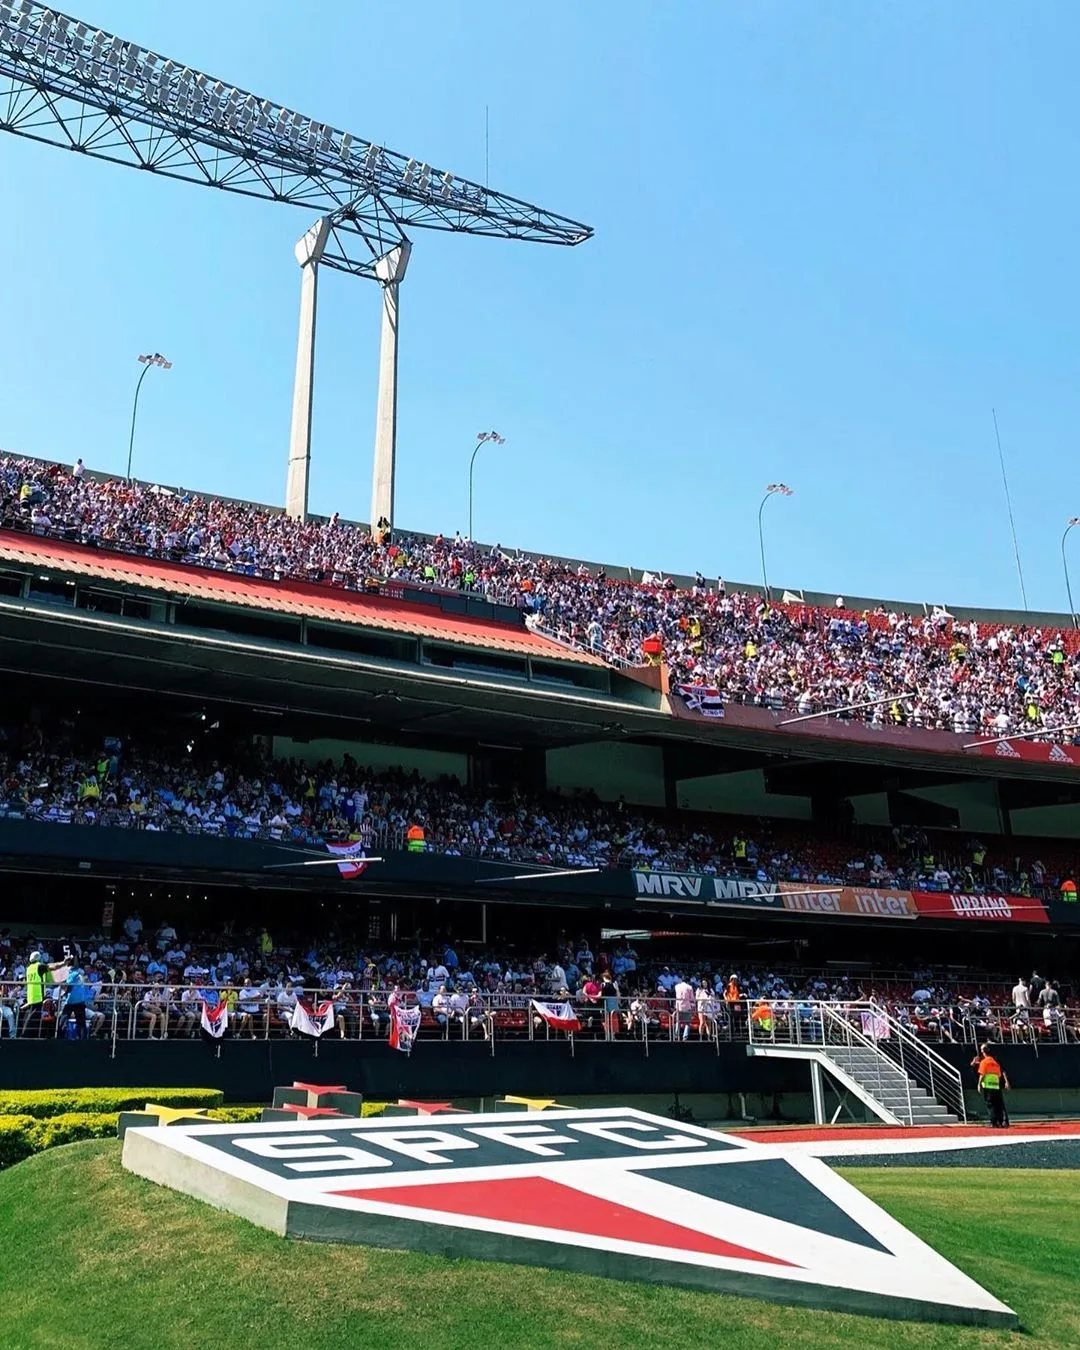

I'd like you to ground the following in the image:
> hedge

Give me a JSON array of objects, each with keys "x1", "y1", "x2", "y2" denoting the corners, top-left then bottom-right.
[
  {"x1": 0, "y1": 1088, "x2": 225, "y2": 1119},
  {"x1": 0, "y1": 1105, "x2": 264, "y2": 1169}
]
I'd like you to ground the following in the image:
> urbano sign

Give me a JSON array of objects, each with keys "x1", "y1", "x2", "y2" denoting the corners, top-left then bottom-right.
[
  {"x1": 122, "y1": 1107, "x2": 1015, "y2": 1327},
  {"x1": 633, "y1": 872, "x2": 782, "y2": 908},
  {"x1": 912, "y1": 892, "x2": 1050, "y2": 925}
]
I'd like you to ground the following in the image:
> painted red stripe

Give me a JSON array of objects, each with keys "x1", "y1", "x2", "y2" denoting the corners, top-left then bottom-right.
[
  {"x1": 737, "y1": 1122, "x2": 1080, "y2": 1144},
  {"x1": 333, "y1": 1175, "x2": 795, "y2": 1267}
]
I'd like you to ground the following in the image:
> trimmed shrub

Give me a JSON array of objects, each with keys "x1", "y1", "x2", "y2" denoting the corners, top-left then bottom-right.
[
  {"x1": 30, "y1": 1112, "x2": 118, "y2": 1151},
  {"x1": 0, "y1": 1088, "x2": 225, "y2": 1119},
  {"x1": 206, "y1": 1107, "x2": 263, "y2": 1123},
  {"x1": 0, "y1": 1116, "x2": 37, "y2": 1168}
]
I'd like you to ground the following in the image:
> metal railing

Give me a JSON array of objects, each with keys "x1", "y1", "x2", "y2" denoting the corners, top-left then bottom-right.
[
  {"x1": 1, "y1": 989, "x2": 1073, "y2": 1061},
  {"x1": 746, "y1": 1000, "x2": 969, "y2": 1124},
  {"x1": 877, "y1": 1009, "x2": 967, "y2": 1122}
]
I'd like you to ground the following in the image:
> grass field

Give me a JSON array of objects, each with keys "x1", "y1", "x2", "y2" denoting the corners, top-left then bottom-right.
[{"x1": 1, "y1": 1141, "x2": 1077, "y2": 1350}]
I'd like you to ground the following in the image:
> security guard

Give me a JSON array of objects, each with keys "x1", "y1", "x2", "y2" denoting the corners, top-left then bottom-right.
[
  {"x1": 971, "y1": 1043, "x2": 1010, "y2": 1128},
  {"x1": 21, "y1": 950, "x2": 65, "y2": 1038}
]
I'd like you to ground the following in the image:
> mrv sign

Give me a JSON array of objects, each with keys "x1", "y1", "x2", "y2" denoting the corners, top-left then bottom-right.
[
  {"x1": 633, "y1": 872, "x2": 782, "y2": 908},
  {"x1": 123, "y1": 1107, "x2": 1014, "y2": 1327}
]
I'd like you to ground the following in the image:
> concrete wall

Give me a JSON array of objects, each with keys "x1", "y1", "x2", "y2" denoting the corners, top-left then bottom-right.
[
  {"x1": 676, "y1": 769, "x2": 811, "y2": 820},
  {"x1": 848, "y1": 792, "x2": 891, "y2": 827},
  {"x1": 905, "y1": 782, "x2": 1003, "y2": 833},
  {"x1": 273, "y1": 736, "x2": 467, "y2": 783},
  {"x1": 545, "y1": 742, "x2": 665, "y2": 807},
  {"x1": 1010, "y1": 803, "x2": 1080, "y2": 839}
]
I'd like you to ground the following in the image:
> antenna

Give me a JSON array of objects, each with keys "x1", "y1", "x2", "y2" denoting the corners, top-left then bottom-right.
[{"x1": 992, "y1": 409, "x2": 1028, "y2": 612}]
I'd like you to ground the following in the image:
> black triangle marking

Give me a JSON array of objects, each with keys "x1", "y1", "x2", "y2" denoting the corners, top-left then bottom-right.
[{"x1": 638, "y1": 1158, "x2": 891, "y2": 1254}]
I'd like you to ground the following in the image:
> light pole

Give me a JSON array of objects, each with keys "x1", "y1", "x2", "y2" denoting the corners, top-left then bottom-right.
[
  {"x1": 1063, "y1": 517, "x2": 1080, "y2": 626},
  {"x1": 126, "y1": 352, "x2": 172, "y2": 482},
  {"x1": 468, "y1": 431, "x2": 505, "y2": 540},
  {"x1": 757, "y1": 482, "x2": 793, "y2": 600}
]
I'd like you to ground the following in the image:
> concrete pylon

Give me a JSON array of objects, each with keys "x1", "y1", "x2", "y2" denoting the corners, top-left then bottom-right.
[
  {"x1": 285, "y1": 218, "x2": 332, "y2": 521},
  {"x1": 370, "y1": 241, "x2": 411, "y2": 534}
]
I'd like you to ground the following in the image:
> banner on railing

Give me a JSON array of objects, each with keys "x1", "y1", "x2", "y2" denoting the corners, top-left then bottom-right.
[
  {"x1": 200, "y1": 1000, "x2": 228, "y2": 1038},
  {"x1": 532, "y1": 1000, "x2": 581, "y2": 1034},
  {"x1": 911, "y1": 892, "x2": 1050, "y2": 925},
  {"x1": 780, "y1": 884, "x2": 917, "y2": 920},
  {"x1": 389, "y1": 1003, "x2": 421, "y2": 1053},
  {"x1": 860, "y1": 1011, "x2": 890, "y2": 1039},
  {"x1": 290, "y1": 998, "x2": 336, "y2": 1037},
  {"x1": 969, "y1": 738, "x2": 1080, "y2": 767}
]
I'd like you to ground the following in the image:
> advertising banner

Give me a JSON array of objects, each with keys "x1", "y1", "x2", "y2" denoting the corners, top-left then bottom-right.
[
  {"x1": 911, "y1": 892, "x2": 1050, "y2": 925},
  {"x1": 632, "y1": 872, "x2": 782, "y2": 909},
  {"x1": 970, "y1": 739, "x2": 1080, "y2": 767},
  {"x1": 779, "y1": 884, "x2": 917, "y2": 920}
]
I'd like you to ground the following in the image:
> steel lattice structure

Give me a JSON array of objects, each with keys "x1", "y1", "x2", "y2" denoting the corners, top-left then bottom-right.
[{"x1": 0, "y1": 0, "x2": 592, "y2": 276}]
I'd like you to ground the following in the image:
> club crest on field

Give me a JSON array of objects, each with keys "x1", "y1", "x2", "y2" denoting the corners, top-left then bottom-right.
[{"x1": 122, "y1": 1105, "x2": 1016, "y2": 1328}]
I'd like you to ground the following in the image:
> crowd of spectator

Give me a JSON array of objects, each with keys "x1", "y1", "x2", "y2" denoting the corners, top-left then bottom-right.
[
  {"x1": 2, "y1": 917, "x2": 1075, "y2": 1044},
  {"x1": 1, "y1": 715, "x2": 1077, "y2": 899},
  {"x1": 4, "y1": 454, "x2": 1080, "y2": 738}
]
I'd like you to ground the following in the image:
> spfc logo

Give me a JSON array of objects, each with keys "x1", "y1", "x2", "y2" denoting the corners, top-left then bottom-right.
[{"x1": 123, "y1": 1106, "x2": 1015, "y2": 1328}]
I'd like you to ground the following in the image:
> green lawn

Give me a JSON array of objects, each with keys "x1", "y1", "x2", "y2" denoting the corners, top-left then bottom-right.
[{"x1": 1, "y1": 1141, "x2": 1077, "y2": 1350}]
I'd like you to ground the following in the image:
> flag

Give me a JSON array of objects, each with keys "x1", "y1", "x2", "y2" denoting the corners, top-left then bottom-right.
[
  {"x1": 531, "y1": 1000, "x2": 582, "y2": 1034},
  {"x1": 860, "y1": 1011, "x2": 890, "y2": 1040},
  {"x1": 290, "y1": 998, "x2": 336, "y2": 1038},
  {"x1": 674, "y1": 685, "x2": 725, "y2": 718},
  {"x1": 325, "y1": 839, "x2": 370, "y2": 880},
  {"x1": 201, "y1": 1000, "x2": 229, "y2": 1038},
  {"x1": 50, "y1": 963, "x2": 72, "y2": 986},
  {"x1": 389, "y1": 1003, "x2": 421, "y2": 1053}
]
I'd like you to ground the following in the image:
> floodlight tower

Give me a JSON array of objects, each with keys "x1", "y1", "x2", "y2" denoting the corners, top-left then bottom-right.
[{"x1": 0, "y1": 1, "x2": 593, "y2": 527}]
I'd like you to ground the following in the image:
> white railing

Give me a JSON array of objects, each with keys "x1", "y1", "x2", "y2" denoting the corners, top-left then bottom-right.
[
  {"x1": 876, "y1": 1009, "x2": 967, "y2": 1122},
  {"x1": 746, "y1": 1000, "x2": 970, "y2": 1124}
]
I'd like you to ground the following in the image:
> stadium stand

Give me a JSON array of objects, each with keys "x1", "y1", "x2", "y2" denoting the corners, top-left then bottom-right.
[
  {"x1": 4, "y1": 454, "x2": 1080, "y2": 738},
  {"x1": 1, "y1": 712, "x2": 1078, "y2": 902}
]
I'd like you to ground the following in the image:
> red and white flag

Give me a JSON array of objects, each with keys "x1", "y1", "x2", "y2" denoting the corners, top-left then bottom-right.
[
  {"x1": 326, "y1": 840, "x2": 371, "y2": 880},
  {"x1": 531, "y1": 1000, "x2": 582, "y2": 1034},
  {"x1": 389, "y1": 1003, "x2": 421, "y2": 1053},
  {"x1": 290, "y1": 998, "x2": 336, "y2": 1038},
  {"x1": 200, "y1": 999, "x2": 229, "y2": 1038}
]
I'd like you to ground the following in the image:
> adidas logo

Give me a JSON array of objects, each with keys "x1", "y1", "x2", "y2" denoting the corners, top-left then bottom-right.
[
  {"x1": 995, "y1": 740, "x2": 1021, "y2": 757},
  {"x1": 1049, "y1": 744, "x2": 1073, "y2": 763}
]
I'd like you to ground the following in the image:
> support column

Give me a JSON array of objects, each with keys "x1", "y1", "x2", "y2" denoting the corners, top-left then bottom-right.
[
  {"x1": 285, "y1": 218, "x2": 331, "y2": 521},
  {"x1": 370, "y1": 241, "x2": 411, "y2": 533},
  {"x1": 810, "y1": 1060, "x2": 826, "y2": 1126}
]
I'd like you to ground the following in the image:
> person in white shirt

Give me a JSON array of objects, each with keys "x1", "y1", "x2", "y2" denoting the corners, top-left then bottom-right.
[
  {"x1": 673, "y1": 978, "x2": 695, "y2": 1042},
  {"x1": 431, "y1": 984, "x2": 451, "y2": 1031},
  {"x1": 695, "y1": 981, "x2": 718, "y2": 1040},
  {"x1": 275, "y1": 984, "x2": 297, "y2": 1034},
  {"x1": 1012, "y1": 977, "x2": 1030, "y2": 1010},
  {"x1": 449, "y1": 988, "x2": 469, "y2": 1029}
]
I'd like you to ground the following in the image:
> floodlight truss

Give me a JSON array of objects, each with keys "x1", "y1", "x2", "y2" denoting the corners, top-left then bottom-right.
[{"x1": 0, "y1": 0, "x2": 592, "y2": 278}]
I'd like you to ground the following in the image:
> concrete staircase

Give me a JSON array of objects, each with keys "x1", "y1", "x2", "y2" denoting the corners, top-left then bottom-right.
[{"x1": 823, "y1": 1045, "x2": 959, "y2": 1126}]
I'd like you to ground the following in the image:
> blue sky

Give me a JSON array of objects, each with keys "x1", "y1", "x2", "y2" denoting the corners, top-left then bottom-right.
[{"x1": 2, "y1": 1, "x2": 1078, "y2": 611}]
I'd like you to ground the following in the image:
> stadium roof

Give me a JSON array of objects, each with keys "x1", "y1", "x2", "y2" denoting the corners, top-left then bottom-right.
[{"x1": 0, "y1": 531, "x2": 606, "y2": 666}]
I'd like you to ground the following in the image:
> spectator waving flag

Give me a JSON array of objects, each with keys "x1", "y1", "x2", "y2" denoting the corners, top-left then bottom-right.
[
  {"x1": 531, "y1": 1000, "x2": 582, "y2": 1034},
  {"x1": 389, "y1": 1002, "x2": 421, "y2": 1053},
  {"x1": 326, "y1": 839, "x2": 370, "y2": 880},
  {"x1": 200, "y1": 999, "x2": 229, "y2": 1038},
  {"x1": 290, "y1": 997, "x2": 336, "y2": 1038},
  {"x1": 674, "y1": 684, "x2": 725, "y2": 718}
]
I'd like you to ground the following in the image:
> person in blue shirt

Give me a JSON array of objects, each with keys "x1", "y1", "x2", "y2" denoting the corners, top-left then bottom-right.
[{"x1": 60, "y1": 969, "x2": 95, "y2": 1039}]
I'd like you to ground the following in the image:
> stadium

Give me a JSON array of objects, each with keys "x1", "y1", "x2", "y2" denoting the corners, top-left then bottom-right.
[{"x1": 1, "y1": 4, "x2": 1079, "y2": 1349}]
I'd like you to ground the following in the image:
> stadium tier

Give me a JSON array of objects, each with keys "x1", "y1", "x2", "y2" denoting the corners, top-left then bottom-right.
[{"x1": 0, "y1": 450, "x2": 1078, "y2": 1051}]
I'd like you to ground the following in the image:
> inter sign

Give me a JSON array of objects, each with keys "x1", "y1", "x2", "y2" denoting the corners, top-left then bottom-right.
[{"x1": 122, "y1": 1106, "x2": 1015, "y2": 1327}]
